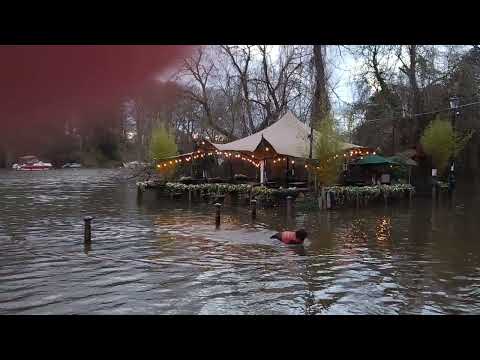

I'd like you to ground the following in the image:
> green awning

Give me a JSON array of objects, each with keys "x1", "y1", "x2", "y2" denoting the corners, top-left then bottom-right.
[
  {"x1": 354, "y1": 154, "x2": 398, "y2": 166},
  {"x1": 388, "y1": 155, "x2": 418, "y2": 167}
]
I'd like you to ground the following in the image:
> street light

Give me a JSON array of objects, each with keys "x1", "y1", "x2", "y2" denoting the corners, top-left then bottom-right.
[{"x1": 448, "y1": 95, "x2": 460, "y2": 194}]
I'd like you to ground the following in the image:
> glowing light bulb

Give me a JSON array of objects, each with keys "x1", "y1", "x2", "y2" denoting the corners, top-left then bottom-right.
[
  {"x1": 266, "y1": 147, "x2": 269, "y2": 151},
  {"x1": 291, "y1": 160, "x2": 295, "y2": 164}
]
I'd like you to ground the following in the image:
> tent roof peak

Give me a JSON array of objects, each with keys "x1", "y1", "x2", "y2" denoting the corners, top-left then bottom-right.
[{"x1": 210, "y1": 111, "x2": 367, "y2": 159}]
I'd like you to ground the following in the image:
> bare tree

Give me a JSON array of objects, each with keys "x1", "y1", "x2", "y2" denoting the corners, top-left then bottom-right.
[
  {"x1": 253, "y1": 45, "x2": 306, "y2": 129},
  {"x1": 311, "y1": 45, "x2": 330, "y2": 127},
  {"x1": 220, "y1": 45, "x2": 255, "y2": 134},
  {"x1": 178, "y1": 47, "x2": 236, "y2": 140}
]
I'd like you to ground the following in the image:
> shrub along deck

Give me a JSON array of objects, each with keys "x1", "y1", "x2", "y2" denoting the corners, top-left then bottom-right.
[{"x1": 136, "y1": 181, "x2": 414, "y2": 209}]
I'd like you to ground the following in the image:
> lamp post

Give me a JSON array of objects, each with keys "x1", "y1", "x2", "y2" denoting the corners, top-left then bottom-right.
[{"x1": 449, "y1": 95, "x2": 460, "y2": 194}]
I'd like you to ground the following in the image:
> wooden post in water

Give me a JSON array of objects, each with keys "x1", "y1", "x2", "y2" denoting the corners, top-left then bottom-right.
[
  {"x1": 318, "y1": 189, "x2": 323, "y2": 211},
  {"x1": 383, "y1": 192, "x2": 388, "y2": 207},
  {"x1": 137, "y1": 185, "x2": 143, "y2": 204},
  {"x1": 188, "y1": 189, "x2": 192, "y2": 203},
  {"x1": 356, "y1": 193, "x2": 360, "y2": 209},
  {"x1": 326, "y1": 191, "x2": 331, "y2": 210},
  {"x1": 250, "y1": 199, "x2": 257, "y2": 220},
  {"x1": 84, "y1": 242, "x2": 91, "y2": 255},
  {"x1": 286, "y1": 195, "x2": 293, "y2": 208},
  {"x1": 286, "y1": 196, "x2": 293, "y2": 217},
  {"x1": 431, "y1": 168, "x2": 438, "y2": 203},
  {"x1": 84, "y1": 216, "x2": 93, "y2": 244},
  {"x1": 214, "y1": 203, "x2": 222, "y2": 228},
  {"x1": 319, "y1": 187, "x2": 326, "y2": 210}
]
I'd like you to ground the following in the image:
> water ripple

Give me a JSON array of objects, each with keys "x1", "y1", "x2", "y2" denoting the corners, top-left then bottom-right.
[{"x1": 2, "y1": 170, "x2": 480, "y2": 314}]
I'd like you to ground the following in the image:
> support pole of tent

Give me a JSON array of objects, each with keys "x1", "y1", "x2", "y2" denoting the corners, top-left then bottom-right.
[
  {"x1": 260, "y1": 160, "x2": 265, "y2": 185},
  {"x1": 285, "y1": 156, "x2": 289, "y2": 187}
]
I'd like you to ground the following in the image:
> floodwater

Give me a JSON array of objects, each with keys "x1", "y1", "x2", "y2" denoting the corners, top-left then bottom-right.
[{"x1": 1, "y1": 169, "x2": 480, "y2": 315}]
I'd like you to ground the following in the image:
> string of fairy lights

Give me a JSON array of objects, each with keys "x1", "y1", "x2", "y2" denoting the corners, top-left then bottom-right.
[
  {"x1": 156, "y1": 149, "x2": 262, "y2": 169},
  {"x1": 156, "y1": 145, "x2": 376, "y2": 171}
]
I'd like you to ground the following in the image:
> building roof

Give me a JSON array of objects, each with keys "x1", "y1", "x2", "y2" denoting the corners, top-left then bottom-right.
[{"x1": 211, "y1": 111, "x2": 365, "y2": 159}]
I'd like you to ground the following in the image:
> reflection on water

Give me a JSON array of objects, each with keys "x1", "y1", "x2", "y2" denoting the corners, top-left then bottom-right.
[{"x1": 1, "y1": 169, "x2": 480, "y2": 314}]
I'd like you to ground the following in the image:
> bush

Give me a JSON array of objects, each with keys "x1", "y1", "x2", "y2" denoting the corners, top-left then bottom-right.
[
  {"x1": 234, "y1": 174, "x2": 248, "y2": 181},
  {"x1": 421, "y1": 116, "x2": 474, "y2": 175},
  {"x1": 98, "y1": 138, "x2": 120, "y2": 161},
  {"x1": 164, "y1": 183, "x2": 252, "y2": 196},
  {"x1": 313, "y1": 116, "x2": 344, "y2": 185},
  {"x1": 150, "y1": 125, "x2": 178, "y2": 161},
  {"x1": 150, "y1": 124, "x2": 178, "y2": 177}
]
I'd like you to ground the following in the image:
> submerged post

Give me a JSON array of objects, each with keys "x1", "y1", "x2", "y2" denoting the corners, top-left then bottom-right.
[
  {"x1": 318, "y1": 187, "x2": 324, "y2": 210},
  {"x1": 137, "y1": 185, "x2": 143, "y2": 204},
  {"x1": 431, "y1": 168, "x2": 438, "y2": 202},
  {"x1": 286, "y1": 196, "x2": 293, "y2": 208},
  {"x1": 250, "y1": 199, "x2": 257, "y2": 220},
  {"x1": 84, "y1": 216, "x2": 93, "y2": 244},
  {"x1": 214, "y1": 203, "x2": 222, "y2": 228},
  {"x1": 383, "y1": 192, "x2": 388, "y2": 207},
  {"x1": 84, "y1": 242, "x2": 91, "y2": 255},
  {"x1": 286, "y1": 196, "x2": 293, "y2": 216},
  {"x1": 188, "y1": 189, "x2": 192, "y2": 203}
]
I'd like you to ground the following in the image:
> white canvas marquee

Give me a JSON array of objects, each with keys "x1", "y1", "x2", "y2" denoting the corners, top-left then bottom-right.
[{"x1": 211, "y1": 110, "x2": 364, "y2": 159}]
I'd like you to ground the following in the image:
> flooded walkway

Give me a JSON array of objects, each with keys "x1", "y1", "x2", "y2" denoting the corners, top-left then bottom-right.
[{"x1": 1, "y1": 169, "x2": 480, "y2": 314}]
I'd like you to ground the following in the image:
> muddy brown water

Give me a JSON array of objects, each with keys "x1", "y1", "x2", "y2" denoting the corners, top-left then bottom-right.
[{"x1": 1, "y1": 169, "x2": 480, "y2": 314}]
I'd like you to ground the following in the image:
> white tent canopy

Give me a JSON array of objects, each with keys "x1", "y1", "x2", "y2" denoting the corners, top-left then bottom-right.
[{"x1": 211, "y1": 111, "x2": 364, "y2": 159}]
